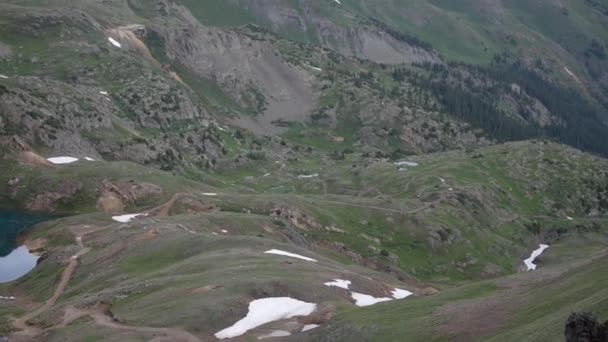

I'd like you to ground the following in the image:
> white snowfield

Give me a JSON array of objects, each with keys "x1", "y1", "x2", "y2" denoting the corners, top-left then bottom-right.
[
  {"x1": 391, "y1": 288, "x2": 413, "y2": 299},
  {"x1": 108, "y1": 37, "x2": 121, "y2": 48},
  {"x1": 298, "y1": 173, "x2": 319, "y2": 179},
  {"x1": 302, "y1": 324, "x2": 320, "y2": 332},
  {"x1": 258, "y1": 330, "x2": 291, "y2": 339},
  {"x1": 214, "y1": 297, "x2": 317, "y2": 339},
  {"x1": 264, "y1": 249, "x2": 317, "y2": 262},
  {"x1": 524, "y1": 244, "x2": 550, "y2": 271},
  {"x1": 111, "y1": 213, "x2": 147, "y2": 223},
  {"x1": 394, "y1": 161, "x2": 419, "y2": 167},
  {"x1": 324, "y1": 279, "x2": 351, "y2": 290},
  {"x1": 322, "y1": 278, "x2": 413, "y2": 306},
  {"x1": 351, "y1": 292, "x2": 393, "y2": 307},
  {"x1": 47, "y1": 156, "x2": 79, "y2": 164}
]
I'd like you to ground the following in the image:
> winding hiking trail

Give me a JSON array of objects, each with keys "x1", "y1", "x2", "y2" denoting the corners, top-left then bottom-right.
[
  {"x1": 11, "y1": 240, "x2": 92, "y2": 339},
  {"x1": 55, "y1": 306, "x2": 200, "y2": 342},
  {"x1": 10, "y1": 193, "x2": 202, "y2": 342}
]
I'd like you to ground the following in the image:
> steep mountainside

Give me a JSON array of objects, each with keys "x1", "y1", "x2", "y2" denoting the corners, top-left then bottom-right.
[{"x1": 0, "y1": 1, "x2": 607, "y2": 341}]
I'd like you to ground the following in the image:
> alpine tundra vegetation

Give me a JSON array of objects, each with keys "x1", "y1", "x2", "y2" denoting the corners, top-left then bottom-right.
[{"x1": 0, "y1": 0, "x2": 608, "y2": 341}]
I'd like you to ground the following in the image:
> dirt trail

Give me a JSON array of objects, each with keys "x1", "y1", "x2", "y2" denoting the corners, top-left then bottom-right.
[
  {"x1": 11, "y1": 247, "x2": 90, "y2": 338},
  {"x1": 145, "y1": 192, "x2": 185, "y2": 217},
  {"x1": 57, "y1": 306, "x2": 201, "y2": 342},
  {"x1": 11, "y1": 193, "x2": 201, "y2": 340},
  {"x1": 296, "y1": 195, "x2": 429, "y2": 215}
]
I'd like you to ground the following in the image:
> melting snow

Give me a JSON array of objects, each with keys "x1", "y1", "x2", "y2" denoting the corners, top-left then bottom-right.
[
  {"x1": 302, "y1": 324, "x2": 320, "y2": 332},
  {"x1": 264, "y1": 249, "x2": 317, "y2": 262},
  {"x1": 394, "y1": 161, "x2": 419, "y2": 167},
  {"x1": 324, "y1": 279, "x2": 351, "y2": 290},
  {"x1": 0, "y1": 74, "x2": 9, "y2": 79},
  {"x1": 524, "y1": 244, "x2": 549, "y2": 271},
  {"x1": 308, "y1": 65, "x2": 323, "y2": 71},
  {"x1": 214, "y1": 297, "x2": 317, "y2": 339},
  {"x1": 351, "y1": 292, "x2": 393, "y2": 307},
  {"x1": 47, "y1": 156, "x2": 79, "y2": 164},
  {"x1": 108, "y1": 37, "x2": 121, "y2": 48},
  {"x1": 258, "y1": 330, "x2": 291, "y2": 339},
  {"x1": 298, "y1": 174, "x2": 319, "y2": 179},
  {"x1": 391, "y1": 288, "x2": 413, "y2": 299},
  {"x1": 112, "y1": 213, "x2": 147, "y2": 223}
]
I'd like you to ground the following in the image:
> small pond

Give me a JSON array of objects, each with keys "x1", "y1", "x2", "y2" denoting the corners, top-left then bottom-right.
[{"x1": 0, "y1": 212, "x2": 48, "y2": 283}]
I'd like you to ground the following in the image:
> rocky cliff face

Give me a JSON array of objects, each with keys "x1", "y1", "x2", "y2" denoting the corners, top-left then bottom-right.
[
  {"x1": 216, "y1": 0, "x2": 440, "y2": 65},
  {"x1": 151, "y1": 1, "x2": 317, "y2": 134}
]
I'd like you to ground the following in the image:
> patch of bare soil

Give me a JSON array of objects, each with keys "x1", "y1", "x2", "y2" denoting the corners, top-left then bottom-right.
[
  {"x1": 23, "y1": 238, "x2": 48, "y2": 253},
  {"x1": 58, "y1": 304, "x2": 201, "y2": 342},
  {"x1": 134, "y1": 228, "x2": 160, "y2": 242},
  {"x1": 188, "y1": 284, "x2": 223, "y2": 295},
  {"x1": 96, "y1": 191, "x2": 124, "y2": 214},
  {"x1": 19, "y1": 151, "x2": 53, "y2": 168}
]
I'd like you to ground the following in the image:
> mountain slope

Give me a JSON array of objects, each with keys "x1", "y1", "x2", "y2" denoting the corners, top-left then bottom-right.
[{"x1": 0, "y1": 1, "x2": 608, "y2": 341}]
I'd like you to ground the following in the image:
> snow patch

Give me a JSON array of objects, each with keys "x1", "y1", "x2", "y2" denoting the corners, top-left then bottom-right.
[
  {"x1": 524, "y1": 244, "x2": 549, "y2": 271},
  {"x1": 0, "y1": 74, "x2": 9, "y2": 79},
  {"x1": 85, "y1": 157, "x2": 95, "y2": 161},
  {"x1": 108, "y1": 37, "x2": 121, "y2": 48},
  {"x1": 202, "y1": 193, "x2": 218, "y2": 196},
  {"x1": 221, "y1": 230, "x2": 228, "y2": 234},
  {"x1": 566, "y1": 216, "x2": 573, "y2": 221},
  {"x1": 307, "y1": 65, "x2": 323, "y2": 71},
  {"x1": 111, "y1": 213, "x2": 147, "y2": 223},
  {"x1": 334, "y1": 0, "x2": 342, "y2": 4},
  {"x1": 214, "y1": 297, "x2": 317, "y2": 339},
  {"x1": 0, "y1": 296, "x2": 15, "y2": 300},
  {"x1": 298, "y1": 173, "x2": 319, "y2": 179},
  {"x1": 47, "y1": 156, "x2": 79, "y2": 164},
  {"x1": 394, "y1": 161, "x2": 418, "y2": 167},
  {"x1": 258, "y1": 330, "x2": 291, "y2": 339},
  {"x1": 263, "y1": 173, "x2": 271, "y2": 177},
  {"x1": 302, "y1": 324, "x2": 320, "y2": 332},
  {"x1": 391, "y1": 288, "x2": 413, "y2": 299},
  {"x1": 564, "y1": 67, "x2": 576, "y2": 78},
  {"x1": 324, "y1": 279, "x2": 351, "y2": 290},
  {"x1": 99, "y1": 91, "x2": 108, "y2": 95},
  {"x1": 351, "y1": 292, "x2": 393, "y2": 307},
  {"x1": 264, "y1": 249, "x2": 317, "y2": 262}
]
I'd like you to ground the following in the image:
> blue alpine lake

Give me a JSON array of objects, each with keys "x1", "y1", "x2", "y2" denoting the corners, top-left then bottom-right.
[{"x1": 0, "y1": 212, "x2": 47, "y2": 283}]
